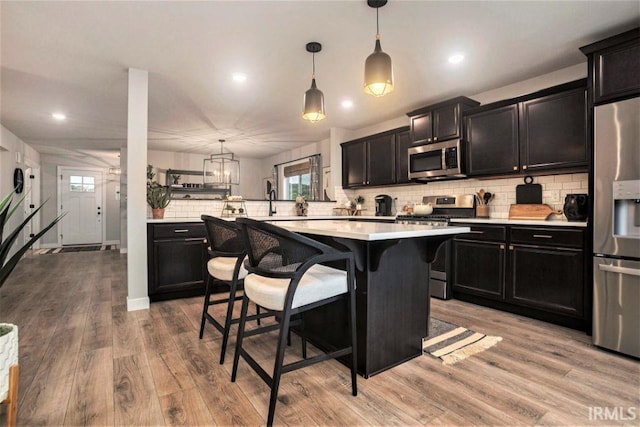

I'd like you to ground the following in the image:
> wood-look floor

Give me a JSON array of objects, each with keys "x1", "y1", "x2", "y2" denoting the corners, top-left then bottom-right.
[{"x1": 0, "y1": 250, "x2": 638, "y2": 426}]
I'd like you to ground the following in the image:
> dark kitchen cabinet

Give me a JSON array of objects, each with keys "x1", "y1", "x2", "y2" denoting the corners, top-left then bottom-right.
[
  {"x1": 464, "y1": 79, "x2": 587, "y2": 178},
  {"x1": 147, "y1": 222, "x2": 208, "y2": 301},
  {"x1": 341, "y1": 127, "x2": 409, "y2": 188},
  {"x1": 452, "y1": 225, "x2": 507, "y2": 300},
  {"x1": 520, "y1": 88, "x2": 587, "y2": 172},
  {"x1": 465, "y1": 104, "x2": 520, "y2": 176},
  {"x1": 408, "y1": 97, "x2": 480, "y2": 145},
  {"x1": 395, "y1": 130, "x2": 412, "y2": 183},
  {"x1": 343, "y1": 140, "x2": 367, "y2": 187},
  {"x1": 452, "y1": 223, "x2": 589, "y2": 331},
  {"x1": 367, "y1": 134, "x2": 396, "y2": 186},
  {"x1": 581, "y1": 28, "x2": 640, "y2": 105}
]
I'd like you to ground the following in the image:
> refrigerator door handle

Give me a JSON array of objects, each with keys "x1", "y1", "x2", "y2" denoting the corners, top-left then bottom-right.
[{"x1": 599, "y1": 263, "x2": 640, "y2": 277}]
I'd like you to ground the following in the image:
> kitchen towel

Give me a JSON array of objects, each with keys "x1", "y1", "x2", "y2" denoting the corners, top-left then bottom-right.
[{"x1": 423, "y1": 318, "x2": 502, "y2": 365}]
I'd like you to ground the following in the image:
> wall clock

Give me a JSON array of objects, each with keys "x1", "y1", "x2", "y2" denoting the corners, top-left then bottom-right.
[{"x1": 13, "y1": 168, "x2": 24, "y2": 194}]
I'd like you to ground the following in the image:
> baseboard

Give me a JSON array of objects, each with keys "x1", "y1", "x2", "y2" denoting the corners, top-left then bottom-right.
[
  {"x1": 127, "y1": 296, "x2": 149, "y2": 312},
  {"x1": 120, "y1": 248, "x2": 128, "y2": 254},
  {"x1": 39, "y1": 243, "x2": 60, "y2": 249},
  {"x1": 103, "y1": 240, "x2": 120, "y2": 245}
]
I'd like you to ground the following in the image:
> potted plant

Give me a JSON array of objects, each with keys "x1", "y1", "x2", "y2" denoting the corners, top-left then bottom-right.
[
  {"x1": 147, "y1": 182, "x2": 171, "y2": 219},
  {"x1": 0, "y1": 190, "x2": 63, "y2": 425},
  {"x1": 355, "y1": 195, "x2": 365, "y2": 210}
]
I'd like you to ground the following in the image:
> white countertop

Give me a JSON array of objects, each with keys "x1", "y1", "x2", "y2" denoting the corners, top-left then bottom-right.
[
  {"x1": 147, "y1": 215, "x2": 397, "y2": 223},
  {"x1": 449, "y1": 218, "x2": 588, "y2": 227},
  {"x1": 269, "y1": 220, "x2": 470, "y2": 241}
]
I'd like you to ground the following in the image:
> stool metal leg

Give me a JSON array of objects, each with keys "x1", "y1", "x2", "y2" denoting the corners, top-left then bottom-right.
[
  {"x1": 199, "y1": 274, "x2": 212, "y2": 339},
  {"x1": 348, "y1": 261, "x2": 358, "y2": 396},
  {"x1": 231, "y1": 294, "x2": 250, "y2": 383},
  {"x1": 267, "y1": 309, "x2": 292, "y2": 427},
  {"x1": 219, "y1": 276, "x2": 239, "y2": 364}
]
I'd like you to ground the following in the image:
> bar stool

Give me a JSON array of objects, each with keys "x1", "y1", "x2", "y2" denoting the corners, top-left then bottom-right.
[
  {"x1": 232, "y1": 218, "x2": 357, "y2": 426},
  {"x1": 199, "y1": 214, "x2": 257, "y2": 364}
]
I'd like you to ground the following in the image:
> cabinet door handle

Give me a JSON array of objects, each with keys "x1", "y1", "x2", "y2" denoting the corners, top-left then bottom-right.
[
  {"x1": 513, "y1": 166, "x2": 518, "y2": 171},
  {"x1": 434, "y1": 137, "x2": 438, "y2": 141},
  {"x1": 468, "y1": 230, "x2": 485, "y2": 234},
  {"x1": 427, "y1": 138, "x2": 432, "y2": 142},
  {"x1": 532, "y1": 234, "x2": 553, "y2": 239},
  {"x1": 174, "y1": 229, "x2": 189, "y2": 233},
  {"x1": 500, "y1": 244, "x2": 505, "y2": 250},
  {"x1": 509, "y1": 245, "x2": 514, "y2": 250},
  {"x1": 522, "y1": 165, "x2": 528, "y2": 170}
]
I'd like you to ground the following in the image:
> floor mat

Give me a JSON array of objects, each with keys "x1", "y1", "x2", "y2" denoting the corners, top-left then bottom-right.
[
  {"x1": 35, "y1": 245, "x2": 119, "y2": 255},
  {"x1": 423, "y1": 318, "x2": 502, "y2": 365}
]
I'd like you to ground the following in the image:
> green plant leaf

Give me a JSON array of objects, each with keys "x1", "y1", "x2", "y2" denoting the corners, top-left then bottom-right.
[
  {"x1": 0, "y1": 212, "x2": 65, "y2": 287},
  {"x1": 0, "y1": 203, "x2": 47, "y2": 268}
]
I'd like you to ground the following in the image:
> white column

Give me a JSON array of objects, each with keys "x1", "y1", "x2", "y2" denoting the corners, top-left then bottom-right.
[{"x1": 126, "y1": 68, "x2": 149, "y2": 311}]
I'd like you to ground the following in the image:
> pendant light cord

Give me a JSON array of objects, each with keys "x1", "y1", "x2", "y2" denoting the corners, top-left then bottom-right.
[
  {"x1": 376, "y1": 7, "x2": 380, "y2": 38},
  {"x1": 312, "y1": 52, "x2": 316, "y2": 78}
]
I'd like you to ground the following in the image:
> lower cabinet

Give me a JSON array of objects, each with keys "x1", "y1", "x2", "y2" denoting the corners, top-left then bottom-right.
[
  {"x1": 453, "y1": 223, "x2": 588, "y2": 330},
  {"x1": 453, "y1": 240, "x2": 505, "y2": 300},
  {"x1": 508, "y1": 244, "x2": 584, "y2": 317},
  {"x1": 147, "y1": 222, "x2": 208, "y2": 301}
]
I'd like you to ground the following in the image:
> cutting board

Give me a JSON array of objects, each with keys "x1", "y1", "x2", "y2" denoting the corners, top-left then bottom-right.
[
  {"x1": 516, "y1": 176, "x2": 542, "y2": 204},
  {"x1": 509, "y1": 204, "x2": 562, "y2": 220}
]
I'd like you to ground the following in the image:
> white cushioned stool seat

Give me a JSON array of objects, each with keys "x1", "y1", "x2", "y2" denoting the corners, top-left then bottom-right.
[
  {"x1": 244, "y1": 264, "x2": 348, "y2": 311},
  {"x1": 207, "y1": 256, "x2": 248, "y2": 281}
]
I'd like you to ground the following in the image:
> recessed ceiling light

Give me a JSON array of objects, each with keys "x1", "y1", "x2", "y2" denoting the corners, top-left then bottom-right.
[
  {"x1": 341, "y1": 100, "x2": 354, "y2": 109},
  {"x1": 52, "y1": 112, "x2": 66, "y2": 121},
  {"x1": 448, "y1": 53, "x2": 465, "y2": 64},
  {"x1": 232, "y1": 73, "x2": 247, "y2": 83}
]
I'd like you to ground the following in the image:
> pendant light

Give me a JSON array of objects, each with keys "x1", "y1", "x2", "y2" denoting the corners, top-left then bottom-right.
[
  {"x1": 303, "y1": 42, "x2": 326, "y2": 123},
  {"x1": 364, "y1": 0, "x2": 394, "y2": 97},
  {"x1": 203, "y1": 139, "x2": 240, "y2": 186}
]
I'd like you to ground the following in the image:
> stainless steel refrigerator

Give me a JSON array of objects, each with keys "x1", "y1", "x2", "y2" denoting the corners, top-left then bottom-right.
[{"x1": 593, "y1": 96, "x2": 640, "y2": 358}]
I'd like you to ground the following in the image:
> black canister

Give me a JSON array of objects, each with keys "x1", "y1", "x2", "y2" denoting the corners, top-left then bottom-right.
[{"x1": 563, "y1": 194, "x2": 588, "y2": 221}]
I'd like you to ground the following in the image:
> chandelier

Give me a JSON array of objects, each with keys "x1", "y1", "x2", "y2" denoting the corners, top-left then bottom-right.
[{"x1": 203, "y1": 139, "x2": 240, "y2": 186}]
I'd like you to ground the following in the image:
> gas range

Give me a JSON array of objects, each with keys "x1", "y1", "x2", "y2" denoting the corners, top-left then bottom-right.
[
  {"x1": 395, "y1": 195, "x2": 476, "y2": 225},
  {"x1": 395, "y1": 194, "x2": 476, "y2": 300}
]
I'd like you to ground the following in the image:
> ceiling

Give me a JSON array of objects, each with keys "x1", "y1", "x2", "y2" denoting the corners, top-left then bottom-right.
[{"x1": 1, "y1": 1, "x2": 639, "y2": 159}]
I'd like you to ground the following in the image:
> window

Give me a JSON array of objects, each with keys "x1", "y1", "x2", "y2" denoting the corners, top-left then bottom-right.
[
  {"x1": 283, "y1": 161, "x2": 311, "y2": 200},
  {"x1": 70, "y1": 175, "x2": 95, "y2": 192}
]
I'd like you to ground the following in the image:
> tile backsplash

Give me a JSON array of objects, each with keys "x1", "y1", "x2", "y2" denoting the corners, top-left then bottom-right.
[
  {"x1": 338, "y1": 173, "x2": 588, "y2": 219},
  {"x1": 158, "y1": 199, "x2": 337, "y2": 219}
]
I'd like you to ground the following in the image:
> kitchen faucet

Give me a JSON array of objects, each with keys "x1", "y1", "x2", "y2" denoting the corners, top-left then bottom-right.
[{"x1": 268, "y1": 189, "x2": 277, "y2": 216}]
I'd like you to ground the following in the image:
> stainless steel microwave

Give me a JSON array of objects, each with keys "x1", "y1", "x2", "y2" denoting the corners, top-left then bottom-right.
[{"x1": 407, "y1": 139, "x2": 466, "y2": 181}]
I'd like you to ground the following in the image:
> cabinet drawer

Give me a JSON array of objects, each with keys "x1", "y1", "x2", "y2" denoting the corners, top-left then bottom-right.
[
  {"x1": 152, "y1": 223, "x2": 206, "y2": 239},
  {"x1": 510, "y1": 227, "x2": 584, "y2": 248},
  {"x1": 455, "y1": 224, "x2": 506, "y2": 242}
]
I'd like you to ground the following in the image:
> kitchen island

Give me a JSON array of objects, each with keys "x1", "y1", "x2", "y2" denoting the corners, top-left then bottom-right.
[{"x1": 271, "y1": 220, "x2": 470, "y2": 377}]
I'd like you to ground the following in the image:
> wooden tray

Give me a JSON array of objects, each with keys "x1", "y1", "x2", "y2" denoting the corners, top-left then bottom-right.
[{"x1": 508, "y1": 204, "x2": 562, "y2": 220}]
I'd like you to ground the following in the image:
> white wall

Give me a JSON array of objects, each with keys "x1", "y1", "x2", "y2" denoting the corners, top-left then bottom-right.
[
  {"x1": 0, "y1": 125, "x2": 41, "y2": 255},
  {"x1": 39, "y1": 153, "x2": 121, "y2": 245},
  {"x1": 147, "y1": 149, "x2": 264, "y2": 200}
]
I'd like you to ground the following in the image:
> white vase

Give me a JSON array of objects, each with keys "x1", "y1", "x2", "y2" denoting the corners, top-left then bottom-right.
[{"x1": 0, "y1": 323, "x2": 19, "y2": 402}]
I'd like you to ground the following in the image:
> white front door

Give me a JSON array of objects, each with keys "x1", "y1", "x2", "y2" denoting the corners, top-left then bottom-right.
[{"x1": 60, "y1": 168, "x2": 103, "y2": 245}]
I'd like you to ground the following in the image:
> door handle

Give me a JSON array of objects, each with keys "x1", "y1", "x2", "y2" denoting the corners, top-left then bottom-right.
[
  {"x1": 532, "y1": 234, "x2": 553, "y2": 239},
  {"x1": 174, "y1": 229, "x2": 189, "y2": 233},
  {"x1": 467, "y1": 230, "x2": 484, "y2": 234},
  {"x1": 599, "y1": 264, "x2": 640, "y2": 277}
]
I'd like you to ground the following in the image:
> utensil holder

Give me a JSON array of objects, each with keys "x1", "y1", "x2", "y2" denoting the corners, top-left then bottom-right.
[{"x1": 476, "y1": 205, "x2": 490, "y2": 218}]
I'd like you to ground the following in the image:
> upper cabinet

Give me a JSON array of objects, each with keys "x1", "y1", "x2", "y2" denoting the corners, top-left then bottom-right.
[
  {"x1": 580, "y1": 28, "x2": 640, "y2": 105},
  {"x1": 519, "y1": 87, "x2": 587, "y2": 172},
  {"x1": 465, "y1": 104, "x2": 520, "y2": 176},
  {"x1": 407, "y1": 97, "x2": 480, "y2": 145},
  {"x1": 341, "y1": 127, "x2": 409, "y2": 188},
  {"x1": 394, "y1": 130, "x2": 412, "y2": 184},
  {"x1": 464, "y1": 79, "x2": 588, "y2": 177}
]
